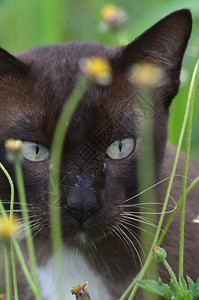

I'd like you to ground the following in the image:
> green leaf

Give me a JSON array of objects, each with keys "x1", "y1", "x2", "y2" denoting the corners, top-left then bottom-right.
[
  {"x1": 170, "y1": 279, "x2": 178, "y2": 298},
  {"x1": 187, "y1": 276, "x2": 195, "y2": 292},
  {"x1": 192, "y1": 279, "x2": 199, "y2": 300},
  {"x1": 135, "y1": 279, "x2": 171, "y2": 300},
  {"x1": 192, "y1": 292, "x2": 199, "y2": 300},
  {"x1": 182, "y1": 290, "x2": 192, "y2": 300},
  {"x1": 193, "y1": 278, "x2": 199, "y2": 291},
  {"x1": 171, "y1": 296, "x2": 178, "y2": 300},
  {"x1": 187, "y1": 276, "x2": 199, "y2": 300},
  {"x1": 180, "y1": 276, "x2": 188, "y2": 292}
]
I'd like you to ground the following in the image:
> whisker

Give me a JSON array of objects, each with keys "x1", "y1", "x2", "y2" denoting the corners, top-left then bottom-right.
[
  {"x1": 111, "y1": 224, "x2": 135, "y2": 256},
  {"x1": 119, "y1": 196, "x2": 177, "y2": 215},
  {"x1": 123, "y1": 175, "x2": 193, "y2": 204},
  {"x1": 126, "y1": 213, "x2": 157, "y2": 224},
  {"x1": 121, "y1": 213, "x2": 167, "y2": 237},
  {"x1": 116, "y1": 222, "x2": 143, "y2": 267},
  {"x1": 119, "y1": 218, "x2": 156, "y2": 237}
]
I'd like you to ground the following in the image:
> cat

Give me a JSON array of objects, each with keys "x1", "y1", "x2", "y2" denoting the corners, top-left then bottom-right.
[{"x1": 0, "y1": 8, "x2": 198, "y2": 300}]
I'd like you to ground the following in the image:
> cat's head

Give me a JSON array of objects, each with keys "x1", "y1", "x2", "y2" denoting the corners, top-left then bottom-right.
[{"x1": 0, "y1": 9, "x2": 192, "y2": 247}]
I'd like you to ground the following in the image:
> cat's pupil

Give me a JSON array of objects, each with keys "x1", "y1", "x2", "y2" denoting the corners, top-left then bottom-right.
[
  {"x1": 118, "y1": 140, "x2": 122, "y2": 152},
  {"x1": 35, "y1": 143, "x2": 40, "y2": 155}
]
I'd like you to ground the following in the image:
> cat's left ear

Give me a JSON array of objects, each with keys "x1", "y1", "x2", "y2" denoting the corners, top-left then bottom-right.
[{"x1": 0, "y1": 47, "x2": 28, "y2": 77}]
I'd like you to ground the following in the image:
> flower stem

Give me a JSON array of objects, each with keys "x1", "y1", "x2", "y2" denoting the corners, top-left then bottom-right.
[
  {"x1": 162, "y1": 258, "x2": 182, "y2": 297},
  {"x1": 179, "y1": 58, "x2": 199, "y2": 278},
  {"x1": 4, "y1": 242, "x2": 12, "y2": 300},
  {"x1": 0, "y1": 163, "x2": 15, "y2": 218},
  {"x1": 12, "y1": 238, "x2": 37, "y2": 294},
  {"x1": 0, "y1": 162, "x2": 19, "y2": 299},
  {"x1": 11, "y1": 242, "x2": 19, "y2": 300},
  {"x1": 14, "y1": 159, "x2": 41, "y2": 300},
  {"x1": 0, "y1": 199, "x2": 6, "y2": 217},
  {"x1": 49, "y1": 75, "x2": 89, "y2": 298}
]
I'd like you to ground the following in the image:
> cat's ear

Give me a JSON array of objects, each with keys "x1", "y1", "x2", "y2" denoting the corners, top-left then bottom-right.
[
  {"x1": 0, "y1": 47, "x2": 28, "y2": 76},
  {"x1": 114, "y1": 9, "x2": 192, "y2": 73}
]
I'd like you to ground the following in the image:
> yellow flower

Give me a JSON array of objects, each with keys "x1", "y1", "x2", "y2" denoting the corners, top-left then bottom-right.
[
  {"x1": 101, "y1": 4, "x2": 118, "y2": 20},
  {"x1": 0, "y1": 214, "x2": 21, "y2": 240},
  {"x1": 71, "y1": 281, "x2": 90, "y2": 300},
  {"x1": 129, "y1": 61, "x2": 164, "y2": 88},
  {"x1": 5, "y1": 138, "x2": 23, "y2": 162},
  {"x1": 100, "y1": 4, "x2": 127, "y2": 30},
  {"x1": 80, "y1": 57, "x2": 112, "y2": 85},
  {"x1": 5, "y1": 139, "x2": 22, "y2": 152}
]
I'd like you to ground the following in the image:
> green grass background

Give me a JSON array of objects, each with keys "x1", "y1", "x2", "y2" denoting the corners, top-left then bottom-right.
[{"x1": 0, "y1": 0, "x2": 198, "y2": 158}]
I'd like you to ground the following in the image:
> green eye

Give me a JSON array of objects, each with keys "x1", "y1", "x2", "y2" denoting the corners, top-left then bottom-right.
[
  {"x1": 21, "y1": 141, "x2": 50, "y2": 162},
  {"x1": 106, "y1": 138, "x2": 135, "y2": 160}
]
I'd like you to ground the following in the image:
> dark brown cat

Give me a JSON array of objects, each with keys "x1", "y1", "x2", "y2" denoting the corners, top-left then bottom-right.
[{"x1": 0, "y1": 9, "x2": 198, "y2": 300}]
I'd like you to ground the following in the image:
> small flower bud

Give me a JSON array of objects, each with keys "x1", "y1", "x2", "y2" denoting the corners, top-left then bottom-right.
[
  {"x1": 5, "y1": 139, "x2": 23, "y2": 162},
  {"x1": 0, "y1": 214, "x2": 21, "y2": 241},
  {"x1": 80, "y1": 57, "x2": 112, "y2": 85},
  {"x1": 153, "y1": 246, "x2": 167, "y2": 262},
  {"x1": 71, "y1": 281, "x2": 91, "y2": 300}
]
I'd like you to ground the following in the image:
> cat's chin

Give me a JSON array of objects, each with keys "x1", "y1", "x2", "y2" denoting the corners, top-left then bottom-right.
[
  {"x1": 62, "y1": 229, "x2": 110, "y2": 249},
  {"x1": 66, "y1": 231, "x2": 89, "y2": 248}
]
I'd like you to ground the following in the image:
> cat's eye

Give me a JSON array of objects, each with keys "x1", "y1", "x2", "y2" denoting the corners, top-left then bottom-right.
[
  {"x1": 21, "y1": 141, "x2": 50, "y2": 162},
  {"x1": 106, "y1": 138, "x2": 135, "y2": 160}
]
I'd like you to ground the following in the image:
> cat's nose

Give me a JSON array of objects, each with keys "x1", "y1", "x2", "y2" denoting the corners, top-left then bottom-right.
[
  {"x1": 66, "y1": 203, "x2": 99, "y2": 224},
  {"x1": 64, "y1": 187, "x2": 100, "y2": 224}
]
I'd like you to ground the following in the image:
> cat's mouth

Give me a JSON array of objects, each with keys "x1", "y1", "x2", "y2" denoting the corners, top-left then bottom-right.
[{"x1": 62, "y1": 225, "x2": 111, "y2": 248}]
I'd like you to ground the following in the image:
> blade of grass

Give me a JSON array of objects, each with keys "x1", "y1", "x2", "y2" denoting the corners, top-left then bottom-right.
[{"x1": 179, "y1": 57, "x2": 199, "y2": 278}]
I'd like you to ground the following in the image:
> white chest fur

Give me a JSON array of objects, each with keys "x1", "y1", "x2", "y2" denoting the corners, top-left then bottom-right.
[{"x1": 37, "y1": 247, "x2": 112, "y2": 300}]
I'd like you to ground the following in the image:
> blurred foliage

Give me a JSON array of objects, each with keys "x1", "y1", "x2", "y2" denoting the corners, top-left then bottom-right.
[{"x1": 0, "y1": 0, "x2": 198, "y2": 158}]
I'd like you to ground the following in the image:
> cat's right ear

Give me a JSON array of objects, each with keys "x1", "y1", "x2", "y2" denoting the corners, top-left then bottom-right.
[
  {"x1": 0, "y1": 47, "x2": 28, "y2": 77},
  {"x1": 113, "y1": 9, "x2": 192, "y2": 73},
  {"x1": 111, "y1": 9, "x2": 192, "y2": 108}
]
